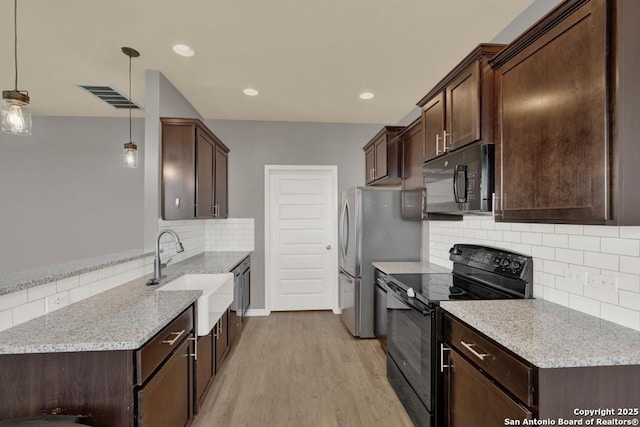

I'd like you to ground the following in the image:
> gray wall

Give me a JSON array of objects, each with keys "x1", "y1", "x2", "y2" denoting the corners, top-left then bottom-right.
[
  {"x1": 205, "y1": 119, "x2": 383, "y2": 309},
  {"x1": 0, "y1": 116, "x2": 145, "y2": 274},
  {"x1": 491, "y1": 0, "x2": 563, "y2": 43}
]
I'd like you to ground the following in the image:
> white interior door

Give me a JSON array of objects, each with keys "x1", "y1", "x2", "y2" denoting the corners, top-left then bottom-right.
[{"x1": 267, "y1": 166, "x2": 337, "y2": 311}]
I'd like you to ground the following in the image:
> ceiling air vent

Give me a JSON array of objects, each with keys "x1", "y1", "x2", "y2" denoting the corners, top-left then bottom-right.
[{"x1": 76, "y1": 84, "x2": 142, "y2": 110}]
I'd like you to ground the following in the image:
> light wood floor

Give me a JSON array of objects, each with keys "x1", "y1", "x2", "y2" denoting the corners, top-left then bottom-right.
[{"x1": 192, "y1": 311, "x2": 414, "y2": 427}]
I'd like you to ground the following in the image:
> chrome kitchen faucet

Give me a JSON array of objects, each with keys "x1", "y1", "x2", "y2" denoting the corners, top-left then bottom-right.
[{"x1": 147, "y1": 229, "x2": 184, "y2": 285}]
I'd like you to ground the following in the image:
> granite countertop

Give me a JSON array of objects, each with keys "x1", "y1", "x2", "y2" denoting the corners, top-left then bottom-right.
[
  {"x1": 372, "y1": 261, "x2": 451, "y2": 275},
  {"x1": 0, "y1": 251, "x2": 251, "y2": 355},
  {"x1": 0, "y1": 249, "x2": 154, "y2": 296},
  {"x1": 441, "y1": 299, "x2": 640, "y2": 368}
]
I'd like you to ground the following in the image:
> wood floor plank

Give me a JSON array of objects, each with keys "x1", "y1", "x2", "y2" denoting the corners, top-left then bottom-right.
[{"x1": 192, "y1": 311, "x2": 414, "y2": 427}]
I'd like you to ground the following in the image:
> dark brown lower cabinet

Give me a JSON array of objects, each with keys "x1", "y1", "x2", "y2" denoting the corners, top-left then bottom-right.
[
  {"x1": 443, "y1": 312, "x2": 640, "y2": 425},
  {"x1": 447, "y1": 348, "x2": 531, "y2": 426},
  {"x1": 0, "y1": 305, "x2": 195, "y2": 427},
  {"x1": 137, "y1": 337, "x2": 193, "y2": 427},
  {"x1": 196, "y1": 333, "x2": 214, "y2": 406},
  {"x1": 215, "y1": 309, "x2": 229, "y2": 371}
]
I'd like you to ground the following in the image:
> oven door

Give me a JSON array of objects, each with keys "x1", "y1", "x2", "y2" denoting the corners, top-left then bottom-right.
[{"x1": 386, "y1": 281, "x2": 435, "y2": 412}]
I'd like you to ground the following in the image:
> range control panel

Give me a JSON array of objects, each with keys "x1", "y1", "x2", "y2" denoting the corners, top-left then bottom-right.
[{"x1": 449, "y1": 244, "x2": 533, "y2": 280}]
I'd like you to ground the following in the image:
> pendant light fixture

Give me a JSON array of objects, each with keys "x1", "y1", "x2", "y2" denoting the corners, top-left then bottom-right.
[
  {"x1": 122, "y1": 46, "x2": 140, "y2": 168},
  {"x1": 1, "y1": 0, "x2": 31, "y2": 136}
]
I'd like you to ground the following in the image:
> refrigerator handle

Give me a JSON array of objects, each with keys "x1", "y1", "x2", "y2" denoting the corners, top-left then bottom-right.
[
  {"x1": 343, "y1": 200, "x2": 350, "y2": 259},
  {"x1": 340, "y1": 199, "x2": 349, "y2": 261},
  {"x1": 339, "y1": 270, "x2": 353, "y2": 283}
]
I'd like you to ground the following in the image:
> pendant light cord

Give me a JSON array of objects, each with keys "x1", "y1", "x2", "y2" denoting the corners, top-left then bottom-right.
[
  {"x1": 128, "y1": 54, "x2": 132, "y2": 142},
  {"x1": 13, "y1": 0, "x2": 18, "y2": 90}
]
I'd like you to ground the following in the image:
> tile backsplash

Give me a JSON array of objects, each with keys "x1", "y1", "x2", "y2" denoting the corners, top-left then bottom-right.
[
  {"x1": 205, "y1": 218, "x2": 255, "y2": 251},
  {"x1": 0, "y1": 218, "x2": 254, "y2": 333},
  {"x1": 428, "y1": 217, "x2": 640, "y2": 331},
  {"x1": 0, "y1": 257, "x2": 153, "y2": 332}
]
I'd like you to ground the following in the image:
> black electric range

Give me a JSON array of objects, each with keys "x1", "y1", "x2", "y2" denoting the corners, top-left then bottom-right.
[{"x1": 385, "y1": 244, "x2": 533, "y2": 427}]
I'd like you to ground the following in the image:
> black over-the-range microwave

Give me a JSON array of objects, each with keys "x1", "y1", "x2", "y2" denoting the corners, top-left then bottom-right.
[{"x1": 422, "y1": 143, "x2": 494, "y2": 215}]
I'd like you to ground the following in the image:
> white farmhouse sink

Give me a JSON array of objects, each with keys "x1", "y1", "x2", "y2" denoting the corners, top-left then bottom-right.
[{"x1": 159, "y1": 273, "x2": 234, "y2": 336}]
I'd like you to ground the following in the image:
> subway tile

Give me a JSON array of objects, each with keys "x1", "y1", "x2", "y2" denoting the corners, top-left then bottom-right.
[
  {"x1": 554, "y1": 224, "x2": 584, "y2": 235},
  {"x1": 542, "y1": 233, "x2": 568, "y2": 248},
  {"x1": 27, "y1": 283, "x2": 57, "y2": 301},
  {"x1": 600, "y1": 303, "x2": 640, "y2": 331},
  {"x1": 79, "y1": 270, "x2": 100, "y2": 286},
  {"x1": 584, "y1": 251, "x2": 618, "y2": 271},
  {"x1": 568, "y1": 235, "x2": 600, "y2": 252},
  {"x1": 511, "y1": 223, "x2": 531, "y2": 232},
  {"x1": 474, "y1": 230, "x2": 488, "y2": 240},
  {"x1": 619, "y1": 290, "x2": 640, "y2": 311},
  {"x1": 584, "y1": 225, "x2": 619, "y2": 238},
  {"x1": 555, "y1": 248, "x2": 583, "y2": 265},
  {"x1": 494, "y1": 222, "x2": 512, "y2": 231},
  {"x1": 568, "y1": 294, "x2": 601, "y2": 317},
  {"x1": 69, "y1": 285, "x2": 91, "y2": 303},
  {"x1": 533, "y1": 285, "x2": 546, "y2": 299},
  {"x1": 0, "y1": 290, "x2": 28, "y2": 312},
  {"x1": 56, "y1": 276, "x2": 80, "y2": 292},
  {"x1": 521, "y1": 232, "x2": 542, "y2": 245},
  {"x1": 620, "y1": 256, "x2": 640, "y2": 275},
  {"x1": 555, "y1": 277, "x2": 584, "y2": 295},
  {"x1": 613, "y1": 271, "x2": 640, "y2": 292},
  {"x1": 535, "y1": 271, "x2": 556, "y2": 288},
  {"x1": 511, "y1": 244, "x2": 532, "y2": 255},
  {"x1": 529, "y1": 223, "x2": 555, "y2": 233},
  {"x1": 487, "y1": 231, "x2": 503, "y2": 241},
  {"x1": 619, "y1": 226, "x2": 640, "y2": 240},
  {"x1": 12, "y1": 300, "x2": 45, "y2": 325},
  {"x1": 531, "y1": 246, "x2": 555, "y2": 261},
  {"x1": 601, "y1": 238, "x2": 640, "y2": 256},
  {"x1": 543, "y1": 260, "x2": 566, "y2": 276},
  {"x1": 544, "y1": 288, "x2": 569, "y2": 306},
  {"x1": 503, "y1": 231, "x2": 521, "y2": 243},
  {"x1": 0, "y1": 309, "x2": 13, "y2": 332}
]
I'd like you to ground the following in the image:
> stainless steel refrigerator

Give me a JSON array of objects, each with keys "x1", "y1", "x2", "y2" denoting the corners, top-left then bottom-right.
[{"x1": 338, "y1": 187, "x2": 421, "y2": 338}]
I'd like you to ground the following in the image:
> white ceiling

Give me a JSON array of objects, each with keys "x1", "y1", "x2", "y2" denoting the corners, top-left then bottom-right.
[{"x1": 0, "y1": 0, "x2": 534, "y2": 124}]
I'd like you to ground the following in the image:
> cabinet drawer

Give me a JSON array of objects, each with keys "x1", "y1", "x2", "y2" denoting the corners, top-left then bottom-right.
[
  {"x1": 444, "y1": 314, "x2": 533, "y2": 406},
  {"x1": 136, "y1": 306, "x2": 194, "y2": 385}
]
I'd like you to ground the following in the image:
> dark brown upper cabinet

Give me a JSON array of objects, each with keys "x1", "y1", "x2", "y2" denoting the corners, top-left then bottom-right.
[
  {"x1": 491, "y1": 0, "x2": 640, "y2": 225},
  {"x1": 362, "y1": 126, "x2": 405, "y2": 185},
  {"x1": 399, "y1": 118, "x2": 423, "y2": 219},
  {"x1": 417, "y1": 44, "x2": 504, "y2": 161},
  {"x1": 161, "y1": 118, "x2": 229, "y2": 220}
]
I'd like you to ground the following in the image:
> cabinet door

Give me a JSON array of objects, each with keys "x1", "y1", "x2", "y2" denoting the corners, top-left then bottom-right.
[
  {"x1": 422, "y1": 93, "x2": 445, "y2": 161},
  {"x1": 196, "y1": 130, "x2": 214, "y2": 218},
  {"x1": 215, "y1": 311, "x2": 229, "y2": 371},
  {"x1": 162, "y1": 125, "x2": 196, "y2": 220},
  {"x1": 196, "y1": 333, "x2": 213, "y2": 405},
  {"x1": 446, "y1": 62, "x2": 480, "y2": 151},
  {"x1": 365, "y1": 145, "x2": 375, "y2": 184},
  {"x1": 137, "y1": 337, "x2": 193, "y2": 427},
  {"x1": 374, "y1": 136, "x2": 388, "y2": 180},
  {"x1": 496, "y1": 0, "x2": 607, "y2": 223},
  {"x1": 401, "y1": 122, "x2": 424, "y2": 220},
  {"x1": 214, "y1": 145, "x2": 228, "y2": 218},
  {"x1": 446, "y1": 348, "x2": 531, "y2": 427}
]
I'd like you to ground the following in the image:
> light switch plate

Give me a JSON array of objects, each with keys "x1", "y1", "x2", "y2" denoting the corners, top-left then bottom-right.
[
  {"x1": 45, "y1": 293, "x2": 69, "y2": 313},
  {"x1": 585, "y1": 273, "x2": 618, "y2": 293}
]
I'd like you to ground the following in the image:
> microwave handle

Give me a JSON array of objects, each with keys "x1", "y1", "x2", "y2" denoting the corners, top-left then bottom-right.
[{"x1": 453, "y1": 165, "x2": 468, "y2": 203}]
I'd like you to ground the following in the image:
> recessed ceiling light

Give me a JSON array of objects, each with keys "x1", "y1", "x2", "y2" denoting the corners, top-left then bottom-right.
[
  {"x1": 243, "y1": 88, "x2": 259, "y2": 96},
  {"x1": 359, "y1": 92, "x2": 375, "y2": 100},
  {"x1": 172, "y1": 44, "x2": 195, "y2": 57}
]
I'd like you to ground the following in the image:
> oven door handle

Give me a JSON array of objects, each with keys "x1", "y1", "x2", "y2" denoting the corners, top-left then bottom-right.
[{"x1": 388, "y1": 286, "x2": 433, "y2": 317}]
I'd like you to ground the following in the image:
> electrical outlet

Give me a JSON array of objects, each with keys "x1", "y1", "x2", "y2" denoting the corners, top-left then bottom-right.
[
  {"x1": 45, "y1": 293, "x2": 69, "y2": 313},
  {"x1": 564, "y1": 268, "x2": 586, "y2": 284},
  {"x1": 585, "y1": 273, "x2": 618, "y2": 293}
]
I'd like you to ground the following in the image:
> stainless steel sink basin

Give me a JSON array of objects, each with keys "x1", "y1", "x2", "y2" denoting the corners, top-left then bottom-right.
[{"x1": 158, "y1": 273, "x2": 234, "y2": 336}]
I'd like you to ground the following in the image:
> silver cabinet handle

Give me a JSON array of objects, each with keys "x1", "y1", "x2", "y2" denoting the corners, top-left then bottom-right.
[
  {"x1": 443, "y1": 131, "x2": 452, "y2": 150},
  {"x1": 161, "y1": 330, "x2": 185, "y2": 346},
  {"x1": 461, "y1": 340, "x2": 489, "y2": 361},
  {"x1": 175, "y1": 197, "x2": 180, "y2": 209},
  {"x1": 441, "y1": 344, "x2": 451, "y2": 372},
  {"x1": 435, "y1": 134, "x2": 441, "y2": 155}
]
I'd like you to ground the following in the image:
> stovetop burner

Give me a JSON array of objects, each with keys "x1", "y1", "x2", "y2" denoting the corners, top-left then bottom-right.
[{"x1": 388, "y1": 244, "x2": 534, "y2": 305}]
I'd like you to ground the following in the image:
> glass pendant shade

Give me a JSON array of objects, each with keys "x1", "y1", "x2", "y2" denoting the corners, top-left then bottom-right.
[
  {"x1": 1, "y1": 91, "x2": 31, "y2": 136},
  {"x1": 123, "y1": 142, "x2": 138, "y2": 168}
]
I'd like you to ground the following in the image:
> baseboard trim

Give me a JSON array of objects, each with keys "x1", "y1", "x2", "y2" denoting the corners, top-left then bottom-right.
[{"x1": 245, "y1": 309, "x2": 270, "y2": 317}]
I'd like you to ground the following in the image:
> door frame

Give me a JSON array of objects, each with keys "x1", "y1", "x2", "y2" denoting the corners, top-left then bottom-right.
[{"x1": 264, "y1": 165, "x2": 339, "y2": 314}]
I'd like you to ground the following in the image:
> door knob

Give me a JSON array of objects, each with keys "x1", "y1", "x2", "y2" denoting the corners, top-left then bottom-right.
[{"x1": 326, "y1": 245, "x2": 331, "y2": 250}]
